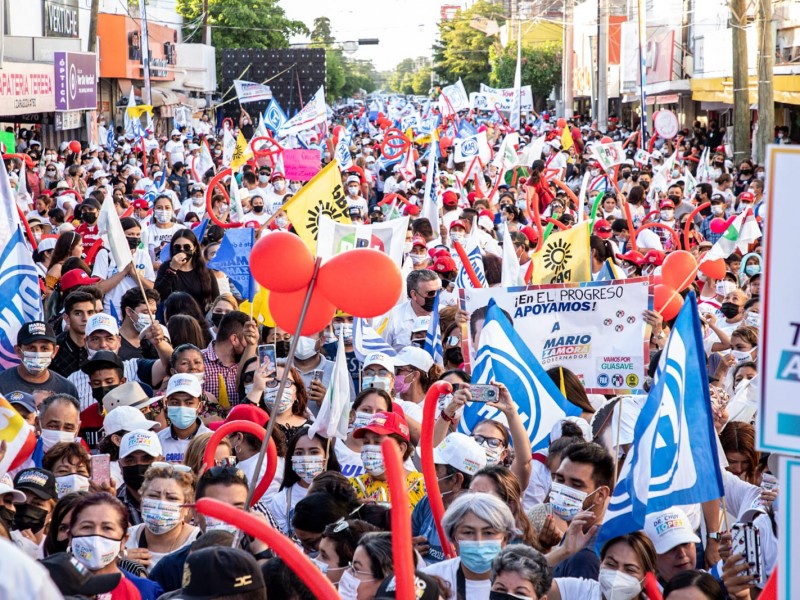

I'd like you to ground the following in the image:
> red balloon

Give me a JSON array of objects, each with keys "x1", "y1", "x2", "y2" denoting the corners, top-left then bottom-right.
[
  {"x1": 439, "y1": 137, "x2": 453, "y2": 155},
  {"x1": 250, "y1": 232, "x2": 314, "y2": 293},
  {"x1": 654, "y1": 284, "x2": 684, "y2": 321},
  {"x1": 69, "y1": 140, "x2": 81, "y2": 154},
  {"x1": 600, "y1": 136, "x2": 613, "y2": 144},
  {"x1": 317, "y1": 249, "x2": 402, "y2": 318},
  {"x1": 650, "y1": 274, "x2": 662, "y2": 286},
  {"x1": 269, "y1": 285, "x2": 336, "y2": 336},
  {"x1": 710, "y1": 216, "x2": 735, "y2": 234},
  {"x1": 699, "y1": 255, "x2": 726, "y2": 280},
  {"x1": 661, "y1": 250, "x2": 697, "y2": 292},
  {"x1": 557, "y1": 117, "x2": 567, "y2": 129}
]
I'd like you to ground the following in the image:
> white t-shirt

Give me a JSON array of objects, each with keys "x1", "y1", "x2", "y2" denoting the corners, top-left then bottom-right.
[
  {"x1": 0, "y1": 536, "x2": 64, "y2": 599},
  {"x1": 125, "y1": 523, "x2": 201, "y2": 572},
  {"x1": 146, "y1": 223, "x2": 183, "y2": 261},
  {"x1": 92, "y1": 246, "x2": 155, "y2": 317},
  {"x1": 178, "y1": 198, "x2": 207, "y2": 222},
  {"x1": 157, "y1": 420, "x2": 211, "y2": 463},
  {"x1": 347, "y1": 196, "x2": 369, "y2": 214},
  {"x1": 165, "y1": 140, "x2": 185, "y2": 165},
  {"x1": 554, "y1": 577, "x2": 601, "y2": 600},
  {"x1": 335, "y1": 442, "x2": 365, "y2": 479},
  {"x1": 265, "y1": 482, "x2": 309, "y2": 534},
  {"x1": 423, "y1": 557, "x2": 491, "y2": 600}
]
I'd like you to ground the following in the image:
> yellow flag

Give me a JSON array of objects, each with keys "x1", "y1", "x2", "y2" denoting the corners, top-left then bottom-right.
[
  {"x1": 239, "y1": 288, "x2": 275, "y2": 326},
  {"x1": 530, "y1": 222, "x2": 591, "y2": 284},
  {"x1": 230, "y1": 131, "x2": 253, "y2": 171},
  {"x1": 283, "y1": 160, "x2": 350, "y2": 253},
  {"x1": 561, "y1": 126, "x2": 574, "y2": 152},
  {"x1": 126, "y1": 105, "x2": 153, "y2": 119}
]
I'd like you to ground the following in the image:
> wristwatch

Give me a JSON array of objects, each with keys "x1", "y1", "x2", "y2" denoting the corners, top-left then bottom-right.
[{"x1": 707, "y1": 532, "x2": 722, "y2": 542}]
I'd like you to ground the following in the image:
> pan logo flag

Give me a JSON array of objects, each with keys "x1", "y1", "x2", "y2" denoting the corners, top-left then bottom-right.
[{"x1": 530, "y1": 222, "x2": 591, "y2": 284}]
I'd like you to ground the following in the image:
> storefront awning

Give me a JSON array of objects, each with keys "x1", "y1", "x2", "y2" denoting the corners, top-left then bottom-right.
[{"x1": 691, "y1": 75, "x2": 800, "y2": 106}]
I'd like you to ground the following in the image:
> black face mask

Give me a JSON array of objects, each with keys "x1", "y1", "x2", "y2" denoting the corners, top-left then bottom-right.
[
  {"x1": 126, "y1": 236, "x2": 140, "y2": 250},
  {"x1": 668, "y1": 195, "x2": 681, "y2": 204},
  {"x1": 0, "y1": 505, "x2": 15, "y2": 531},
  {"x1": 122, "y1": 463, "x2": 149, "y2": 492},
  {"x1": 252, "y1": 205, "x2": 264, "y2": 213},
  {"x1": 411, "y1": 339, "x2": 425, "y2": 349},
  {"x1": 719, "y1": 302, "x2": 741, "y2": 319},
  {"x1": 418, "y1": 293, "x2": 436, "y2": 313},
  {"x1": 13, "y1": 504, "x2": 48, "y2": 533},
  {"x1": 91, "y1": 384, "x2": 118, "y2": 403},
  {"x1": 275, "y1": 340, "x2": 291, "y2": 359},
  {"x1": 211, "y1": 312, "x2": 224, "y2": 327},
  {"x1": 640, "y1": 180, "x2": 650, "y2": 189},
  {"x1": 621, "y1": 170, "x2": 631, "y2": 179},
  {"x1": 490, "y1": 592, "x2": 528, "y2": 600},
  {"x1": 444, "y1": 347, "x2": 464, "y2": 365},
  {"x1": 50, "y1": 534, "x2": 69, "y2": 554},
  {"x1": 82, "y1": 212, "x2": 98, "y2": 225}
]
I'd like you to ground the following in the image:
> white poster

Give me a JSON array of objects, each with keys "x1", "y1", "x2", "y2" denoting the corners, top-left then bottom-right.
[
  {"x1": 316, "y1": 215, "x2": 409, "y2": 266},
  {"x1": 460, "y1": 278, "x2": 653, "y2": 394},
  {"x1": 454, "y1": 131, "x2": 491, "y2": 164},
  {"x1": 441, "y1": 79, "x2": 470, "y2": 112},
  {"x1": 479, "y1": 83, "x2": 534, "y2": 112}
]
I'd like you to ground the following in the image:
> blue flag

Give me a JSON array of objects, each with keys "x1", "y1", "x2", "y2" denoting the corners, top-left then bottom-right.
[
  {"x1": 263, "y1": 99, "x2": 288, "y2": 133},
  {"x1": 458, "y1": 299, "x2": 581, "y2": 452},
  {"x1": 144, "y1": 169, "x2": 167, "y2": 205},
  {"x1": 455, "y1": 235, "x2": 487, "y2": 289},
  {"x1": 353, "y1": 318, "x2": 397, "y2": 362},
  {"x1": 457, "y1": 119, "x2": 478, "y2": 139},
  {"x1": 596, "y1": 292, "x2": 724, "y2": 551},
  {"x1": 207, "y1": 228, "x2": 256, "y2": 301},
  {"x1": 424, "y1": 293, "x2": 444, "y2": 366}
]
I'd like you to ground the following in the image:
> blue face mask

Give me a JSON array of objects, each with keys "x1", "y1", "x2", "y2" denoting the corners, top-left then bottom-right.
[
  {"x1": 744, "y1": 264, "x2": 761, "y2": 277},
  {"x1": 458, "y1": 539, "x2": 503, "y2": 574},
  {"x1": 168, "y1": 406, "x2": 197, "y2": 429}
]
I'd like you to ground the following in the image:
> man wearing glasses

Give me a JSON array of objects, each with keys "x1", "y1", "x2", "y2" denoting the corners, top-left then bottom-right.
[
  {"x1": 383, "y1": 269, "x2": 441, "y2": 352},
  {"x1": 157, "y1": 374, "x2": 210, "y2": 464}
]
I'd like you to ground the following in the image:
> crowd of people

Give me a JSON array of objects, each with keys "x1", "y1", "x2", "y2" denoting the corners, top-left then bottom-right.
[{"x1": 0, "y1": 98, "x2": 781, "y2": 600}]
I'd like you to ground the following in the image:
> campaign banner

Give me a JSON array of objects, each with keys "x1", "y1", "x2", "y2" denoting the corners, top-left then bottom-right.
[
  {"x1": 479, "y1": 83, "x2": 533, "y2": 112},
  {"x1": 316, "y1": 215, "x2": 409, "y2": 266},
  {"x1": 460, "y1": 278, "x2": 653, "y2": 394},
  {"x1": 591, "y1": 141, "x2": 626, "y2": 171},
  {"x1": 454, "y1": 130, "x2": 491, "y2": 164},
  {"x1": 283, "y1": 148, "x2": 321, "y2": 181},
  {"x1": 441, "y1": 79, "x2": 469, "y2": 112},
  {"x1": 54, "y1": 52, "x2": 97, "y2": 111},
  {"x1": 234, "y1": 79, "x2": 273, "y2": 103}
]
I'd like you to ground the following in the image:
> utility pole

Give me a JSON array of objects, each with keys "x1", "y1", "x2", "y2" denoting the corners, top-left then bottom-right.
[
  {"x1": 730, "y1": 0, "x2": 750, "y2": 162},
  {"x1": 597, "y1": 0, "x2": 609, "y2": 131},
  {"x1": 755, "y1": 0, "x2": 774, "y2": 165},
  {"x1": 563, "y1": 0, "x2": 574, "y2": 118},
  {"x1": 203, "y1": 0, "x2": 212, "y2": 109},
  {"x1": 88, "y1": 0, "x2": 100, "y2": 52}
]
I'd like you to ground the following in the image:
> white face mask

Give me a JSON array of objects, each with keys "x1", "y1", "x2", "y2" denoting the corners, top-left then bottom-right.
[
  {"x1": 598, "y1": 567, "x2": 643, "y2": 600},
  {"x1": 731, "y1": 348, "x2": 754, "y2": 364},
  {"x1": 351, "y1": 411, "x2": 373, "y2": 432},
  {"x1": 294, "y1": 336, "x2": 318, "y2": 360},
  {"x1": 360, "y1": 444, "x2": 385, "y2": 477},
  {"x1": 141, "y1": 498, "x2": 183, "y2": 535},
  {"x1": 133, "y1": 312, "x2": 153, "y2": 333},
  {"x1": 660, "y1": 209, "x2": 674, "y2": 221},
  {"x1": 337, "y1": 569, "x2": 365, "y2": 600},
  {"x1": 549, "y1": 481, "x2": 590, "y2": 521},
  {"x1": 291, "y1": 455, "x2": 326, "y2": 484},
  {"x1": 745, "y1": 312, "x2": 760, "y2": 327},
  {"x1": 347, "y1": 185, "x2": 360, "y2": 196},
  {"x1": 22, "y1": 350, "x2": 52, "y2": 375},
  {"x1": 276, "y1": 216, "x2": 289, "y2": 229},
  {"x1": 450, "y1": 232, "x2": 464, "y2": 244},
  {"x1": 711, "y1": 204, "x2": 725, "y2": 216},
  {"x1": 403, "y1": 241, "x2": 413, "y2": 254},
  {"x1": 263, "y1": 387, "x2": 294, "y2": 414},
  {"x1": 204, "y1": 516, "x2": 238, "y2": 535},
  {"x1": 71, "y1": 535, "x2": 122, "y2": 570},
  {"x1": 56, "y1": 474, "x2": 91, "y2": 498},
  {"x1": 41, "y1": 428, "x2": 76, "y2": 452},
  {"x1": 154, "y1": 209, "x2": 172, "y2": 224},
  {"x1": 410, "y1": 254, "x2": 427, "y2": 266}
]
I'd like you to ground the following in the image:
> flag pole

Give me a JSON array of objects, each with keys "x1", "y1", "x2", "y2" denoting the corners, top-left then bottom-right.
[
  {"x1": 131, "y1": 263, "x2": 156, "y2": 323},
  {"x1": 244, "y1": 257, "x2": 323, "y2": 509},
  {"x1": 613, "y1": 398, "x2": 624, "y2": 484}
]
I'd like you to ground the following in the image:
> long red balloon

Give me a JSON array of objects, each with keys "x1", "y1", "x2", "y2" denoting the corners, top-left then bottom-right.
[
  {"x1": 381, "y1": 438, "x2": 415, "y2": 600},
  {"x1": 202, "y1": 420, "x2": 277, "y2": 507},
  {"x1": 682, "y1": 201, "x2": 709, "y2": 250},
  {"x1": 195, "y1": 498, "x2": 339, "y2": 599},
  {"x1": 452, "y1": 241, "x2": 483, "y2": 288},
  {"x1": 420, "y1": 380, "x2": 456, "y2": 559}
]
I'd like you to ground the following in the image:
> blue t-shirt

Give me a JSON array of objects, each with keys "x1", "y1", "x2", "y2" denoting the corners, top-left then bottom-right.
[
  {"x1": 411, "y1": 496, "x2": 446, "y2": 564},
  {"x1": 122, "y1": 568, "x2": 163, "y2": 600},
  {"x1": 552, "y1": 532, "x2": 600, "y2": 580}
]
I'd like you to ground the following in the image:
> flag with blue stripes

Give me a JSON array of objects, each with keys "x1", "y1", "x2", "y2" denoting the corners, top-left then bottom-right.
[
  {"x1": 0, "y1": 160, "x2": 44, "y2": 368},
  {"x1": 595, "y1": 258, "x2": 621, "y2": 281},
  {"x1": 455, "y1": 235, "x2": 486, "y2": 288},
  {"x1": 457, "y1": 119, "x2": 478, "y2": 139},
  {"x1": 353, "y1": 318, "x2": 397, "y2": 362},
  {"x1": 457, "y1": 299, "x2": 581, "y2": 452},
  {"x1": 596, "y1": 292, "x2": 724, "y2": 552},
  {"x1": 263, "y1": 99, "x2": 288, "y2": 133},
  {"x1": 144, "y1": 169, "x2": 167, "y2": 205},
  {"x1": 423, "y1": 293, "x2": 444, "y2": 366}
]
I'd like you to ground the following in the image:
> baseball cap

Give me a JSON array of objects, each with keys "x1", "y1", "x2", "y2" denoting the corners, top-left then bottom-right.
[
  {"x1": 13, "y1": 468, "x2": 57, "y2": 501},
  {"x1": 394, "y1": 346, "x2": 434, "y2": 373},
  {"x1": 61, "y1": 268, "x2": 101, "y2": 291},
  {"x1": 171, "y1": 129, "x2": 181, "y2": 136},
  {"x1": 166, "y1": 373, "x2": 203, "y2": 398},
  {"x1": 644, "y1": 507, "x2": 700, "y2": 554},
  {"x1": 375, "y1": 572, "x2": 441, "y2": 600},
  {"x1": 449, "y1": 219, "x2": 466, "y2": 231},
  {"x1": 17, "y1": 320, "x2": 56, "y2": 345},
  {"x1": 428, "y1": 432, "x2": 486, "y2": 475},
  {"x1": 643, "y1": 250, "x2": 665, "y2": 266},
  {"x1": 442, "y1": 190, "x2": 458, "y2": 207},
  {"x1": 209, "y1": 404, "x2": 268, "y2": 431},
  {"x1": 132, "y1": 198, "x2": 149, "y2": 210},
  {"x1": 37, "y1": 235, "x2": 58, "y2": 252},
  {"x1": 430, "y1": 254, "x2": 457, "y2": 274},
  {"x1": 0, "y1": 473, "x2": 26, "y2": 503},
  {"x1": 6, "y1": 390, "x2": 36, "y2": 414},
  {"x1": 616, "y1": 251, "x2": 645, "y2": 266},
  {"x1": 119, "y1": 429, "x2": 163, "y2": 458},
  {"x1": 738, "y1": 191, "x2": 755, "y2": 203},
  {"x1": 478, "y1": 214, "x2": 494, "y2": 231},
  {"x1": 103, "y1": 405, "x2": 159, "y2": 435},
  {"x1": 410, "y1": 316, "x2": 431, "y2": 333},
  {"x1": 178, "y1": 547, "x2": 265, "y2": 600},
  {"x1": 353, "y1": 411, "x2": 410, "y2": 442},
  {"x1": 593, "y1": 218, "x2": 612, "y2": 239},
  {"x1": 411, "y1": 235, "x2": 426, "y2": 248},
  {"x1": 102, "y1": 381, "x2": 151, "y2": 412},
  {"x1": 363, "y1": 352, "x2": 395, "y2": 374},
  {"x1": 270, "y1": 171, "x2": 285, "y2": 181},
  {"x1": 346, "y1": 174, "x2": 360, "y2": 184},
  {"x1": 86, "y1": 313, "x2": 119, "y2": 337},
  {"x1": 92, "y1": 170, "x2": 108, "y2": 180},
  {"x1": 710, "y1": 193, "x2": 725, "y2": 204},
  {"x1": 80, "y1": 350, "x2": 124, "y2": 375},
  {"x1": 41, "y1": 553, "x2": 121, "y2": 596}
]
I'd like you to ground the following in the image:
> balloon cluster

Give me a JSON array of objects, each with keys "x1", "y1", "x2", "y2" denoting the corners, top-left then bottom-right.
[
  {"x1": 249, "y1": 232, "x2": 403, "y2": 335},
  {"x1": 653, "y1": 250, "x2": 697, "y2": 320}
]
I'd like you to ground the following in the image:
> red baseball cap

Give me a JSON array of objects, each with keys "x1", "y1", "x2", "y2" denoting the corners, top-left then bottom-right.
[
  {"x1": 208, "y1": 404, "x2": 269, "y2": 431},
  {"x1": 353, "y1": 411, "x2": 410, "y2": 442},
  {"x1": 643, "y1": 250, "x2": 665, "y2": 266},
  {"x1": 738, "y1": 191, "x2": 755, "y2": 203},
  {"x1": 430, "y1": 254, "x2": 457, "y2": 274},
  {"x1": 519, "y1": 226, "x2": 538, "y2": 245},
  {"x1": 411, "y1": 235, "x2": 427, "y2": 248},
  {"x1": 616, "y1": 251, "x2": 645, "y2": 266},
  {"x1": 132, "y1": 199, "x2": 149, "y2": 210},
  {"x1": 61, "y1": 268, "x2": 100, "y2": 291},
  {"x1": 467, "y1": 192, "x2": 477, "y2": 205},
  {"x1": 449, "y1": 220, "x2": 467, "y2": 231},
  {"x1": 660, "y1": 199, "x2": 675, "y2": 209},
  {"x1": 478, "y1": 209, "x2": 494, "y2": 220},
  {"x1": 593, "y1": 218, "x2": 612, "y2": 239},
  {"x1": 442, "y1": 190, "x2": 458, "y2": 207}
]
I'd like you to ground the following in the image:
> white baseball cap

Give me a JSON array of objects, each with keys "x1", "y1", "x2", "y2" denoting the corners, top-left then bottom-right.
[
  {"x1": 86, "y1": 313, "x2": 119, "y2": 337},
  {"x1": 346, "y1": 174, "x2": 361, "y2": 184},
  {"x1": 166, "y1": 373, "x2": 203, "y2": 398},
  {"x1": 103, "y1": 406, "x2": 159, "y2": 435},
  {"x1": 643, "y1": 507, "x2": 700, "y2": 554},
  {"x1": 93, "y1": 170, "x2": 108, "y2": 180},
  {"x1": 411, "y1": 316, "x2": 431, "y2": 333},
  {"x1": 0, "y1": 473, "x2": 26, "y2": 503},
  {"x1": 363, "y1": 352, "x2": 395, "y2": 374},
  {"x1": 119, "y1": 429, "x2": 163, "y2": 459},
  {"x1": 394, "y1": 347, "x2": 434, "y2": 372},
  {"x1": 428, "y1": 432, "x2": 486, "y2": 475}
]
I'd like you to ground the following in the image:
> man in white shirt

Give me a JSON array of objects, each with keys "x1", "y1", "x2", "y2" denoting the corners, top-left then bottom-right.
[
  {"x1": 384, "y1": 269, "x2": 441, "y2": 351},
  {"x1": 265, "y1": 171, "x2": 288, "y2": 214},
  {"x1": 157, "y1": 373, "x2": 211, "y2": 463},
  {"x1": 345, "y1": 174, "x2": 368, "y2": 214},
  {"x1": 165, "y1": 129, "x2": 185, "y2": 166}
]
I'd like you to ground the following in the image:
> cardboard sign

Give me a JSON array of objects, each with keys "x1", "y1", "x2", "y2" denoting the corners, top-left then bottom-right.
[{"x1": 283, "y1": 149, "x2": 321, "y2": 182}]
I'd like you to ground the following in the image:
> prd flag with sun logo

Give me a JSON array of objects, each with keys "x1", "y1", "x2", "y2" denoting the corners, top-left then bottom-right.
[
  {"x1": 283, "y1": 160, "x2": 351, "y2": 252},
  {"x1": 530, "y1": 222, "x2": 591, "y2": 284}
]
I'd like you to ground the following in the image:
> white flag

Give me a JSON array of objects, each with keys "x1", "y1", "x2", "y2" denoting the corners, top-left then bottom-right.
[
  {"x1": 228, "y1": 175, "x2": 247, "y2": 224},
  {"x1": 222, "y1": 126, "x2": 236, "y2": 167},
  {"x1": 308, "y1": 331, "x2": 351, "y2": 440},
  {"x1": 277, "y1": 86, "x2": 327, "y2": 138},
  {"x1": 234, "y1": 79, "x2": 273, "y2": 103},
  {"x1": 501, "y1": 227, "x2": 523, "y2": 287},
  {"x1": 98, "y1": 194, "x2": 132, "y2": 271}
]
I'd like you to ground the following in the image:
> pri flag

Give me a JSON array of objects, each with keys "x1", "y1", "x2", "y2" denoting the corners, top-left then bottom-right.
[
  {"x1": 284, "y1": 160, "x2": 350, "y2": 253},
  {"x1": 316, "y1": 215, "x2": 409, "y2": 266},
  {"x1": 234, "y1": 80, "x2": 273, "y2": 103},
  {"x1": 596, "y1": 293, "x2": 724, "y2": 551},
  {"x1": 458, "y1": 299, "x2": 582, "y2": 452},
  {"x1": 591, "y1": 142, "x2": 626, "y2": 171},
  {"x1": 530, "y1": 222, "x2": 592, "y2": 284},
  {"x1": 277, "y1": 86, "x2": 327, "y2": 138},
  {"x1": 207, "y1": 228, "x2": 256, "y2": 301},
  {"x1": 701, "y1": 210, "x2": 761, "y2": 262}
]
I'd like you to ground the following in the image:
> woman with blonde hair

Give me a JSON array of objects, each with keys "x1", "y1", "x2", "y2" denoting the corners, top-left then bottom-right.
[{"x1": 182, "y1": 432, "x2": 234, "y2": 477}]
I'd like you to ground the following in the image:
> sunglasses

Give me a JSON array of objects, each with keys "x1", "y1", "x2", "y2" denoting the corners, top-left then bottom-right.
[
  {"x1": 174, "y1": 244, "x2": 194, "y2": 253},
  {"x1": 414, "y1": 289, "x2": 439, "y2": 298},
  {"x1": 150, "y1": 461, "x2": 192, "y2": 473}
]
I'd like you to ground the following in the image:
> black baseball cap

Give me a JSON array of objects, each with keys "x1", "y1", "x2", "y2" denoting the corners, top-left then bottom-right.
[
  {"x1": 178, "y1": 547, "x2": 265, "y2": 599},
  {"x1": 375, "y1": 572, "x2": 442, "y2": 600},
  {"x1": 13, "y1": 467, "x2": 57, "y2": 501},
  {"x1": 17, "y1": 321, "x2": 56, "y2": 346},
  {"x1": 80, "y1": 350, "x2": 124, "y2": 375},
  {"x1": 710, "y1": 193, "x2": 725, "y2": 204},
  {"x1": 40, "y1": 553, "x2": 121, "y2": 596}
]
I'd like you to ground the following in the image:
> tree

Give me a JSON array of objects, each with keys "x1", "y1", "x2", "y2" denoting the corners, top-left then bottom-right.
[
  {"x1": 311, "y1": 16, "x2": 334, "y2": 45},
  {"x1": 177, "y1": 0, "x2": 307, "y2": 50},
  {"x1": 388, "y1": 58, "x2": 432, "y2": 96},
  {"x1": 489, "y1": 42, "x2": 562, "y2": 111},
  {"x1": 433, "y1": 0, "x2": 504, "y2": 91}
]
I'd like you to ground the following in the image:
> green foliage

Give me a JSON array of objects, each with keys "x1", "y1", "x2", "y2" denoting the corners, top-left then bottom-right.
[
  {"x1": 388, "y1": 58, "x2": 432, "y2": 96},
  {"x1": 433, "y1": 0, "x2": 505, "y2": 92},
  {"x1": 489, "y1": 42, "x2": 562, "y2": 110},
  {"x1": 310, "y1": 16, "x2": 334, "y2": 45}
]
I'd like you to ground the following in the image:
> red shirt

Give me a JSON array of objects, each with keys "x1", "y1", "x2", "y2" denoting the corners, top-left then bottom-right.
[{"x1": 75, "y1": 222, "x2": 101, "y2": 247}]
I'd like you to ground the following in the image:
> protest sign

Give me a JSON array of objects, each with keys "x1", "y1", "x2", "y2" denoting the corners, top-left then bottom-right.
[
  {"x1": 234, "y1": 80, "x2": 273, "y2": 103},
  {"x1": 479, "y1": 83, "x2": 533, "y2": 112},
  {"x1": 460, "y1": 278, "x2": 653, "y2": 394},
  {"x1": 283, "y1": 148, "x2": 322, "y2": 181},
  {"x1": 779, "y1": 455, "x2": 800, "y2": 600},
  {"x1": 759, "y1": 145, "x2": 800, "y2": 456},
  {"x1": 454, "y1": 131, "x2": 491, "y2": 164},
  {"x1": 316, "y1": 215, "x2": 408, "y2": 265},
  {"x1": 440, "y1": 79, "x2": 469, "y2": 112}
]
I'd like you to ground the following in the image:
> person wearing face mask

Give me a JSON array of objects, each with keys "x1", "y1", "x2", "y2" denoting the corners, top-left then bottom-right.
[
  {"x1": 422, "y1": 492, "x2": 516, "y2": 600},
  {"x1": 490, "y1": 545, "x2": 553, "y2": 600},
  {"x1": 447, "y1": 220, "x2": 468, "y2": 251},
  {"x1": 322, "y1": 311, "x2": 359, "y2": 389},
  {"x1": 385, "y1": 269, "x2": 442, "y2": 351},
  {"x1": 338, "y1": 388, "x2": 395, "y2": 478},
  {"x1": 0, "y1": 321, "x2": 78, "y2": 398},
  {"x1": 292, "y1": 333, "x2": 337, "y2": 417},
  {"x1": 344, "y1": 173, "x2": 368, "y2": 212},
  {"x1": 411, "y1": 433, "x2": 487, "y2": 564},
  {"x1": 42, "y1": 441, "x2": 92, "y2": 498},
  {"x1": 147, "y1": 195, "x2": 182, "y2": 268},
  {"x1": 101, "y1": 397, "x2": 162, "y2": 487},
  {"x1": 74, "y1": 197, "x2": 103, "y2": 247},
  {"x1": 117, "y1": 287, "x2": 160, "y2": 361},
  {"x1": 264, "y1": 171, "x2": 288, "y2": 214},
  {"x1": 699, "y1": 194, "x2": 728, "y2": 243},
  {"x1": 178, "y1": 186, "x2": 209, "y2": 221},
  {"x1": 266, "y1": 426, "x2": 339, "y2": 534},
  {"x1": 549, "y1": 531, "x2": 657, "y2": 600},
  {"x1": 407, "y1": 234, "x2": 431, "y2": 270},
  {"x1": 655, "y1": 198, "x2": 678, "y2": 250},
  {"x1": 157, "y1": 374, "x2": 210, "y2": 464},
  {"x1": 75, "y1": 350, "x2": 132, "y2": 449},
  {"x1": 116, "y1": 429, "x2": 164, "y2": 525},
  {"x1": 165, "y1": 129, "x2": 185, "y2": 166},
  {"x1": 205, "y1": 293, "x2": 239, "y2": 338},
  {"x1": 337, "y1": 530, "x2": 395, "y2": 600},
  {"x1": 711, "y1": 288, "x2": 747, "y2": 338},
  {"x1": 316, "y1": 519, "x2": 380, "y2": 589},
  {"x1": 10, "y1": 468, "x2": 59, "y2": 557}
]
